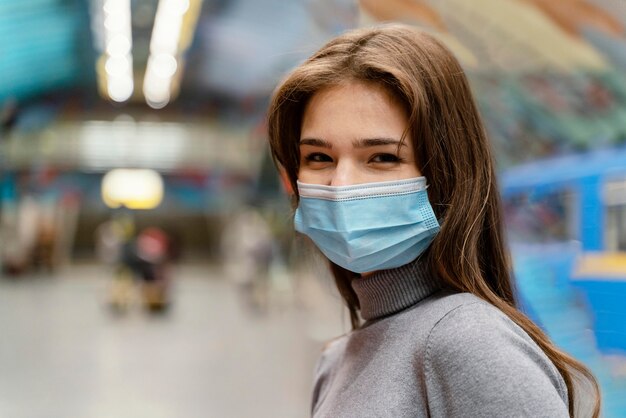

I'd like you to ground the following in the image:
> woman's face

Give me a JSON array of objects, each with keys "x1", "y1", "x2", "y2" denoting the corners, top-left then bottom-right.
[{"x1": 298, "y1": 81, "x2": 421, "y2": 186}]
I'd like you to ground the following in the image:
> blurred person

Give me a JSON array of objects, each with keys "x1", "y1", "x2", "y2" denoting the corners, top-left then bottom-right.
[
  {"x1": 98, "y1": 216, "x2": 173, "y2": 313},
  {"x1": 134, "y1": 227, "x2": 172, "y2": 312},
  {"x1": 267, "y1": 24, "x2": 600, "y2": 417},
  {"x1": 95, "y1": 219, "x2": 124, "y2": 267},
  {"x1": 1, "y1": 194, "x2": 40, "y2": 276},
  {"x1": 221, "y1": 204, "x2": 275, "y2": 313},
  {"x1": 97, "y1": 214, "x2": 136, "y2": 312}
]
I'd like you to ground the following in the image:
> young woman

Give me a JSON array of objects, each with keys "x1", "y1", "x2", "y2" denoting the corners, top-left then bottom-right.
[{"x1": 267, "y1": 24, "x2": 600, "y2": 417}]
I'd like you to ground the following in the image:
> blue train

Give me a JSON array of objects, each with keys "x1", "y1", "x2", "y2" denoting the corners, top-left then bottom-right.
[
  {"x1": 501, "y1": 146, "x2": 626, "y2": 416},
  {"x1": 501, "y1": 145, "x2": 626, "y2": 354}
]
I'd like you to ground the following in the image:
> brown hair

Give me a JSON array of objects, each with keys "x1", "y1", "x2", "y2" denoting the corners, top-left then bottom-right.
[{"x1": 267, "y1": 24, "x2": 599, "y2": 417}]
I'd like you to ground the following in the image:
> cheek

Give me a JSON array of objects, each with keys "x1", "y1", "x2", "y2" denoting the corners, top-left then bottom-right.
[
  {"x1": 404, "y1": 164, "x2": 422, "y2": 178},
  {"x1": 297, "y1": 169, "x2": 324, "y2": 184}
]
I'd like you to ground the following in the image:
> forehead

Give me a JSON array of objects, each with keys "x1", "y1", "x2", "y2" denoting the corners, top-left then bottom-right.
[
  {"x1": 305, "y1": 80, "x2": 406, "y2": 116},
  {"x1": 301, "y1": 81, "x2": 410, "y2": 142}
]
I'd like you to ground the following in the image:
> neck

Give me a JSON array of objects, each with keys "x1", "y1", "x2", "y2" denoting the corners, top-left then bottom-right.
[{"x1": 351, "y1": 257, "x2": 442, "y2": 321}]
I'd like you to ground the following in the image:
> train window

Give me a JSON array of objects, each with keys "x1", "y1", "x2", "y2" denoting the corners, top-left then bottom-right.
[
  {"x1": 604, "y1": 179, "x2": 626, "y2": 252},
  {"x1": 503, "y1": 189, "x2": 577, "y2": 243}
]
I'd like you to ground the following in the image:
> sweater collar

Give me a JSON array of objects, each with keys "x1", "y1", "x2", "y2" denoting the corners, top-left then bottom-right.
[{"x1": 351, "y1": 258, "x2": 441, "y2": 321}]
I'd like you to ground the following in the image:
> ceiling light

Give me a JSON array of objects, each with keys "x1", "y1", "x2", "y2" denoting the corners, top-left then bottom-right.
[
  {"x1": 102, "y1": 169, "x2": 164, "y2": 210},
  {"x1": 107, "y1": 77, "x2": 134, "y2": 102},
  {"x1": 151, "y1": 53, "x2": 178, "y2": 78}
]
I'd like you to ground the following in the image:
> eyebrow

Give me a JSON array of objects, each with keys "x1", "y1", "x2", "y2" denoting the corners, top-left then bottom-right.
[
  {"x1": 354, "y1": 138, "x2": 406, "y2": 148},
  {"x1": 299, "y1": 137, "x2": 406, "y2": 148},
  {"x1": 299, "y1": 138, "x2": 332, "y2": 148}
]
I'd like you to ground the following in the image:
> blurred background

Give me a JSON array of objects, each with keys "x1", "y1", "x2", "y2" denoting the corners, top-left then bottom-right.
[{"x1": 1, "y1": 0, "x2": 625, "y2": 417}]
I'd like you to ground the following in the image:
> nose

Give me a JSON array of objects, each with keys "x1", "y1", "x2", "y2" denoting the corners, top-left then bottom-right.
[{"x1": 330, "y1": 160, "x2": 362, "y2": 187}]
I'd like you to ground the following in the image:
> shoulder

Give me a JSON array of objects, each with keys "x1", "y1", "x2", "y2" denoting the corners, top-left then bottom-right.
[
  {"x1": 426, "y1": 293, "x2": 528, "y2": 349},
  {"x1": 425, "y1": 295, "x2": 554, "y2": 372},
  {"x1": 310, "y1": 335, "x2": 348, "y2": 414},
  {"x1": 317, "y1": 335, "x2": 348, "y2": 373},
  {"x1": 422, "y1": 294, "x2": 569, "y2": 417}
]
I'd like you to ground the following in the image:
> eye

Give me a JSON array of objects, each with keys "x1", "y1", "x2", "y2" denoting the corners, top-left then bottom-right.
[
  {"x1": 304, "y1": 152, "x2": 333, "y2": 163},
  {"x1": 369, "y1": 153, "x2": 402, "y2": 163}
]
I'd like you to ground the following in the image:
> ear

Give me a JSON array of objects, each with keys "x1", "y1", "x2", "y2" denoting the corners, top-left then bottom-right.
[{"x1": 278, "y1": 167, "x2": 294, "y2": 195}]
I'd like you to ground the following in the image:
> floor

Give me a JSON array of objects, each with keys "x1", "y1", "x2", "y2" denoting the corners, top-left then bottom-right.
[{"x1": 0, "y1": 262, "x2": 348, "y2": 418}]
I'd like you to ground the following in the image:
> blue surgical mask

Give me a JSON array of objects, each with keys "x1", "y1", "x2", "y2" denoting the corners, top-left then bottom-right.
[{"x1": 294, "y1": 177, "x2": 440, "y2": 273}]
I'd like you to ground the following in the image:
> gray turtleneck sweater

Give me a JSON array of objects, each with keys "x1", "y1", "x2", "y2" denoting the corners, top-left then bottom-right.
[{"x1": 311, "y1": 261, "x2": 569, "y2": 417}]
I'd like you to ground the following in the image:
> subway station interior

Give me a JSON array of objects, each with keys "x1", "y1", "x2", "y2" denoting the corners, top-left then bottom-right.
[{"x1": 1, "y1": 0, "x2": 626, "y2": 417}]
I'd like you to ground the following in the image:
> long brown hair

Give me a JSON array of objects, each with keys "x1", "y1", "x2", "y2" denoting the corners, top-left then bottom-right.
[{"x1": 267, "y1": 24, "x2": 599, "y2": 417}]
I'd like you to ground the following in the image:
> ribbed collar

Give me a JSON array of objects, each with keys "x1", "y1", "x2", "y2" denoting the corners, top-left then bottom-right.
[{"x1": 351, "y1": 258, "x2": 441, "y2": 321}]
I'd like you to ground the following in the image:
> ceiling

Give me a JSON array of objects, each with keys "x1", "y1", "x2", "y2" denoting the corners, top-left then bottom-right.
[
  {"x1": 1, "y1": 0, "x2": 625, "y2": 168},
  {"x1": 0, "y1": 0, "x2": 357, "y2": 106}
]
